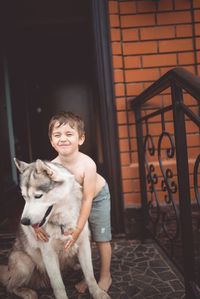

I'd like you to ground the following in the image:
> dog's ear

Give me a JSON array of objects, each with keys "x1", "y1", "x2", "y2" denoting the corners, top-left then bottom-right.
[
  {"x1": 35, "y1": 159, "x2": 54, "y2": 177},
  {"x1": 14, "y1": 158, "x2": 29, "y2": 173}
]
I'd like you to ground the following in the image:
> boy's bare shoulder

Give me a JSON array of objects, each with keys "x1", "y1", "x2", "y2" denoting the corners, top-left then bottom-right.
[{"x1": 79, "y1": 152, "x2": 96, "y2": 167}]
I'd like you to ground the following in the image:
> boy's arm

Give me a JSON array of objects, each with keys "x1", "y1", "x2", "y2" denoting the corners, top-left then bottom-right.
[{"x1": 64, "y1": 161, "x2": 96, "y2": 250}]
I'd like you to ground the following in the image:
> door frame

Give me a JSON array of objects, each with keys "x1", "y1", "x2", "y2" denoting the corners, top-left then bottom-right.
[{"x1": 91, "y1": 0, "x2": 125, "y2": 234}]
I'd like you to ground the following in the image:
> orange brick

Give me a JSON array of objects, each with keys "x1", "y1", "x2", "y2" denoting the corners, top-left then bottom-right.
[
  {"x1": 188, "y1": 106, "x2": 200, "y2": 116},
  {"x1": 123, "y1": 41, "x2": 157, "y2": 55},
  {"x1": 175, "y1": 0, "x2": 191, "y2": 10},
  {"x1": 129, "y1": 124, "x2": 136, "y2": 138},
  {"x1": 121, "y1": 165, "x2": 137, "y2": 179},
  {"x1": 148, "y1": 123, "x2": 163, "y2": 136},
  {"x1": 131, "y1": 152, "x2": 139, "y2": 163},
  {"x1": 142, "y1": 53, "x2": 177, "y2": 67},
  {"x1": 178, "y1": 52, "x2": 195, "y2": 65},
  {"x1": 126, "y1": 83, "x2": 143, "y2": 96},
  {"x1": 198, "y1": 65, "x2": 200, "y2": 76},
  {"x1": 136, "y1": 1, "x2": 157, "y2": 13},
  {"x1": 159, "y1": 39, "x2": 193, "y2": 52},
  {"x1": 188, "y1": 147, "x2": 200, "y2": 158},
  {"x1": 121, "y1": 14, "x2": 155, "y2": 28},
  {"x1": 112, "y1": 55, "x2": 123, "y2": 69},
  {"x1": 160, "y1": 66, "x2": 176, "y2": 76},
  {"x1": 120, "y1": 152, "x2": 131, "y2": 165},
  {"x1": 119, "y1": 1, "x2": 136, "y2": 14},
  {"x1": 163, "y1": 94, "x2": 172, "y2": 106},
  {"x1": 125, "y1": 68, "x2": 160, "y2": 83},
  {"x1": 194, "y1": 10, "x2": 200, "y2": 22},
  {"x1": 196, "y1": 50, "x2": 200, "y2": 62},
  {"x1": 124, "y1": 193, "x2": 141, "y2": 207},
  {"x1": 196, "y1": 37, "x2": 200, "y2": 49},
  {"x1": 109, "y1": 15, "x2": 120, "y2": 27},
  {"x1": 176, "y1": 24, "x2": 193, "y2": 37},
  {"x1": 183, "y1": 93, "x2": 198, "y2": 106},
  {"x1": 114, "y1": 69, "x2": 124, "y2": 83},
  {"x1": 122, "y1": 179, "x2": 135, "y2": 192},
  {"x1": 118, "y1": 125, "x2": 129, "y2": 138},
  {"x1": 186, "y1": 119, "x2": 200, "y2": 133},
  {"x1": 140, "y1": 26, "x2": 175, "y2": 40},
  {"x1": 195, "y1": 23, "x2": 200, "y2": 36},
  {"x1": 119, "y1": 139, "x2": 130, "y2": 152},
  {"x1": 187, "y1": 134, "x2": 200, "y2": 147},
  {"x1": 108, "y1": 1, "x2": 119, "y2": 14},
  {"x1": 157, "y1": 0, "x2": 173, "y2": 11},
  {"x1": 117, "y1": 111, "x2": 127, "y2": 124},
  {"x1": 157, "y1": 11, "x2": 192, "y2": 25},
  {"x1": 124, "y1": 56, "x2": 141, "y2": 69},
  {"x1": 128, "y1": 111, "x2": 135, "y2": 124},
  {"x1": 129, "y1": 140, "x2": 138, "y2": 155},
  {"x1": 111, "y1": 42, "x2": 122, "y2": 55},
  {"x1": 115, "y1": 84, "x2": 125, "y2": 96},
  {"x1": 194, "y1": 0, "x2": 200, "y2": 8},
  {"x1": 115, "y1": 97, "x2": 126, "y2": 110},
  {"x1": 122, "y1": 28, "x2": 139, "y2": 41},
  {"x1": 110, "y1": 28, "x2": 121, "y2": 41}
]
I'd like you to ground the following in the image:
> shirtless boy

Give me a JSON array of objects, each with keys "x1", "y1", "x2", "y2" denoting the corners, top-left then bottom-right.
[{"x1": 35, "y1": 111, "x2": 112, "y2": 293}]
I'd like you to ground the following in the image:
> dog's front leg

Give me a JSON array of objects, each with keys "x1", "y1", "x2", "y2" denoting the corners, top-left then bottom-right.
[{"x1": 40, "y1": 245, "x2": 68, "y2": 299}]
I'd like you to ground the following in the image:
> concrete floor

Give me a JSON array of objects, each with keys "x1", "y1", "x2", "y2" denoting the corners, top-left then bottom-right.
[{"x1": 0, "y1": 232, "x2": 185, "y2": 299}]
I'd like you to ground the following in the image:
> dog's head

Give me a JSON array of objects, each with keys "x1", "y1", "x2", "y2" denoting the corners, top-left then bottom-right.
[{"x1": 14, "y1": 158, "x2": 76, "y2": 229}]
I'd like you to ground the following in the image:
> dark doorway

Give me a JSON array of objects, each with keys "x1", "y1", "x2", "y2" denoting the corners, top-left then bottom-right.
[
  {"x1": 0, "y1": 0, "x2": 124, "y2": 234},
  {"x1": 6, "y1": 1, "x2": 96, "y2": 162}
]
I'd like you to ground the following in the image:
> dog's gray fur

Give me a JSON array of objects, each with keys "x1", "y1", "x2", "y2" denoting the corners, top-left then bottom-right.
[{"x1": 0, "y1": 159, "x2": 111, "y2": 299}]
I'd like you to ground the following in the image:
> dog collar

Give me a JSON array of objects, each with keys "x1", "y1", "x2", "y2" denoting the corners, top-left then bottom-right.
[{"x1": 48, "y1": 221, "x2": 66, "y2": 235}]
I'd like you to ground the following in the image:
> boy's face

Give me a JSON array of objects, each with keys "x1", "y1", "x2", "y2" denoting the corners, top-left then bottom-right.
[{"x1": 50, "y1": 122, "x2": 84, "y2": 156}]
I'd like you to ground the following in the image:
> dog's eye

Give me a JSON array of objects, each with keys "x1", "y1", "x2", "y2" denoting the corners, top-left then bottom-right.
[{"x1": 34, "y1": 194, "x2": 43, "y2": 199}]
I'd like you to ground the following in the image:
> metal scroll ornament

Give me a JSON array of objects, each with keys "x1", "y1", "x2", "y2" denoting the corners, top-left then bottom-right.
[
  {"x1": 144, "y1": 134, "x2": 160, "y2": 231},
  {"x1": 158, "y1": 131, "x2": 179, "y2": 241}
]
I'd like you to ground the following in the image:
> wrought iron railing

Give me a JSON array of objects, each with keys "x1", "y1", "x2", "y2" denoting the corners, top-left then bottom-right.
[{"x1": 131, "y1": 68, "x2": 200, "y2": 298}]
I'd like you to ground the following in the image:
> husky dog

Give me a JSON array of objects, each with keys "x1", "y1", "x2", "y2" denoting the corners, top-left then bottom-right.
[{"x1": 0, "y1": 159, "x2": 111, "y2": 299}]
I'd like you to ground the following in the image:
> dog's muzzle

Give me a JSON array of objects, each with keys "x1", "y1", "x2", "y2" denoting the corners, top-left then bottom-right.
[{"x1": 21, "y1": 205, "x2": 53, "y2": 227}]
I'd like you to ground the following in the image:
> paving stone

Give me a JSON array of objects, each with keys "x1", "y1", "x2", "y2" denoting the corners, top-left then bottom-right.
[
  {"x1": 0, "y1": 235, "x2": 186, "y2": 299},
  {"x1": 169, "y1": 279, "x2": 184, "y2": 291},
  {"x1": 157, "y1": 270, "x2": 177, "y2": 281}
]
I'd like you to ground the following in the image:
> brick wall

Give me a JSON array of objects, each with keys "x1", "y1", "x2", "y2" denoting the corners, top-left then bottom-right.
[{"x1": 108, "y1": 0, "x2": 200, "y2": 208}]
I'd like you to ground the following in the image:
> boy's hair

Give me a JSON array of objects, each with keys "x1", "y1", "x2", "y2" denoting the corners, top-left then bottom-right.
[{"x1": 48, "y1": 111, "x2": 85, "y2": 140}]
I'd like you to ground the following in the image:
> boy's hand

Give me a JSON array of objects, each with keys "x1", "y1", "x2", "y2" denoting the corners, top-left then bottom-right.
[
  {"x1": 64, "y1": 227, "x2": 81, "y2": 250},
  {"x1": 34, "y1": 227, "x2": 49, "y2": 242}
]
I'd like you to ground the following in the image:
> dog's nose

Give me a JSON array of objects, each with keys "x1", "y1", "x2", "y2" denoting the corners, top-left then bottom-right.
[{"x1": 21, "y1": 217, "x2": 31, "y2": 226}]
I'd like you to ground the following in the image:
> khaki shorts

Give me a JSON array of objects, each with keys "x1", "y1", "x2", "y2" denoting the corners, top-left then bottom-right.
[{"x1": 89, "y1": 183, "x2": 112, "y2": 242}]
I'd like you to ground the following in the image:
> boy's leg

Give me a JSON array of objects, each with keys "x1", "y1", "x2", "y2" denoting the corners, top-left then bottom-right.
[
  {"x1": 76, "y1": 183, "x2": 112, "y2": 293},
  {"x1": 75, "y1": 241, "x2": 112, "y2": 293},
  {"x1": 96, "y1": 241, "x2": 112, "y2": 292}
]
